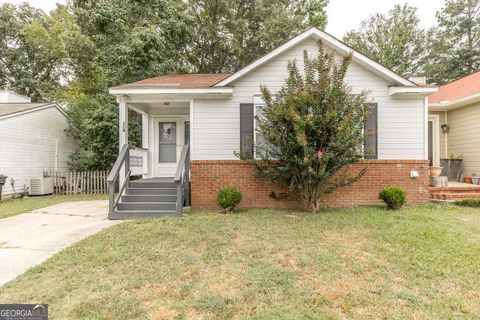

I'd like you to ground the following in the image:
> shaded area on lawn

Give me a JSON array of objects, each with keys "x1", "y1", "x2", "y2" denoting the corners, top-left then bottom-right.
[
  {"x1": 0, "y1": 205, "x2": 479, "y2": 319},
  {"x1": 0, "y1": 194, "x2": 108, "y2": 219}
]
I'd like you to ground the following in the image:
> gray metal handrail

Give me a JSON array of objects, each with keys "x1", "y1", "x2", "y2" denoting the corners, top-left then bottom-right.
[
  {"x1": 175, "y1": 144, "x2": 190, "y2": 214},
  {"x1": 108, "y1": 144, "x2": 131, "y2": 217}
]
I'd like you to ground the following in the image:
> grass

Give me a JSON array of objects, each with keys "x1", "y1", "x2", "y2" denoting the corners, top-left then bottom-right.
[
  {"x1": 0, "y1": 204, "x2": 479, "y2": 319},
  {"x1": 0, "y1": 194, "x2": 108, "y2": 219}
]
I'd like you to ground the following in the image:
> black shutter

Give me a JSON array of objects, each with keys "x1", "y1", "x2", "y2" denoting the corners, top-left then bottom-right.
[
  {"x1": 240, "y1": 103, "x2": 254, "y2": 159},
  {"x1": 364, "y1": 103, "x2": 378, "y2": 159}
]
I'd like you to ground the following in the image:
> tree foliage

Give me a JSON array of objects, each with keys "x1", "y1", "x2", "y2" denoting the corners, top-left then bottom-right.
[
  {"x1": 65, "y1": 0, "x2": 328, "y2": 169},
  {"x1": 343, "y1": 4, "x2": 425, "y2": 77},
  {"x1": 0, "y1": 3, "x2": 67, "y2": 101},
  {"x1": 425, "y1": 0, "x2": 480, "y2": 84},
  {"x1": 185, "y1": 0, "x2": 328, "y2": 72},
  {"x1": 344, "y1": 1, "x2": 480, "y2": 84},
  {"x1": 249, "y1": 43, "x2": 369, "y2": 212}
]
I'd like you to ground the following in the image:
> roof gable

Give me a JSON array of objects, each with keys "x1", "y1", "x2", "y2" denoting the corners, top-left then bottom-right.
[
  {"x1": 215, "y1": 27, "x2": 415, "y2": 87},
  {"x1": 0, "y1": 103, "x2": 67, "y2": 120}
]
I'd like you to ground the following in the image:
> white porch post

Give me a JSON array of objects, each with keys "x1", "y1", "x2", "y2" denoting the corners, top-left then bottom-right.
[
  {"x1": 142, "y1": 114, "x2": 149, "y2": 149},
  {"x1": 119, "y1": 96, "x2": 129, "y2": 187}
]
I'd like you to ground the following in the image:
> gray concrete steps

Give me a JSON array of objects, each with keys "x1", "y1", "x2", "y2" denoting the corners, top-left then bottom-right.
[
  {"x1": 109, "y1": 178, "x2": 181, "y2": 218},
  {"x1": 121, "y1": 194, "x2": 177, "y2": 203},
  {"x1": 125, "y1": 187, "x2": 177, "y2": 195},
  {"x1": 129, "y1": 181, "x2": 176, "y2": 188},
  {"x1": 117, "y1": 202, "x2": 176, "y2": 211}
]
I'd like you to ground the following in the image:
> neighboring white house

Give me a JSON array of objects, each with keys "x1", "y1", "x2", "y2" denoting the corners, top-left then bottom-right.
[
  {"x1": 0, "y1": 90, "x2": 78, "y2": 197},
  {"x1": 106, "y1": 27, "x2": 438, "y2": 217}
]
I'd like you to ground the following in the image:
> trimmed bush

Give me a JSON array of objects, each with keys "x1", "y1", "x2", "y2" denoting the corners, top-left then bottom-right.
[
  {"x1": 217, "y1": 186, "x2": 243, "y2": 212},
  {"x1": 378, "y1": 186, "x2": 406, "y2": 210},
  {"x1": 454, "y1": 199, "x2": 480, "y2": 208}
]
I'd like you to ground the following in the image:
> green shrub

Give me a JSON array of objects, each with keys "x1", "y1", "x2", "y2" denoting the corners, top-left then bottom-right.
[
  {"x1": 217, "y1": 187, "x2": 243, "y2": 212},
  {"x1": 378, "y1": 186, "x2": 406, "y2": 210},
  {"x1": 454, "y1": 199, "x2": 480, "y2": 207}
]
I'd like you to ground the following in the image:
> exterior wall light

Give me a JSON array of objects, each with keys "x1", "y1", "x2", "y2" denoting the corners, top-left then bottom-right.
[{"x1": 441, "y1": 124, "x2": 449, "y2": 134}]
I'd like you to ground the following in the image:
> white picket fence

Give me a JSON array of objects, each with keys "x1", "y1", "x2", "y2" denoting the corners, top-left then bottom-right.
[{"x1": 43, "y1": 170, "x2": 108, "y2": 195}]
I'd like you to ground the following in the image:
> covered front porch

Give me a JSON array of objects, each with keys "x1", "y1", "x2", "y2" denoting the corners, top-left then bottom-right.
[
  {"x1": 106, "y1": 78, "x2": 233, "y2": 219},
  {"x1": 120, "y1": 99, "x2": 192, "y2": 179}
]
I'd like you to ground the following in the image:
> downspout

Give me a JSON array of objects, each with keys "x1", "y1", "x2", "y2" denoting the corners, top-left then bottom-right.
[{"x1": 424, "y1": 96, "x2": 429, "y2": 161}]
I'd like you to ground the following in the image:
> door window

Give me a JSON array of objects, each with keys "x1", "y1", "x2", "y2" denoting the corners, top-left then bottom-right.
[{"x1": 159, "y1": 122, "x2": 176, "y2": 163}]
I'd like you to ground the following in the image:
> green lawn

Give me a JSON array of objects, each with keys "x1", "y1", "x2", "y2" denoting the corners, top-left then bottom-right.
[
  {"x1": 0, "y1": 194, "x2": 108, "y2": 219},
  {"x1": 0, "y1": 205, "x2": 479, "y2": 319}
]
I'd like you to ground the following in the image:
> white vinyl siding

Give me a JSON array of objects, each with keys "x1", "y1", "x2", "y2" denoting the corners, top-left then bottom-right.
[
  {"x1": 192, "y1": 37, "x2": 425, "y2": 160},
  {"x1": 0, "y1": 107, "x2": 78, "y2": 196},
  {"x1": 445, "y1": 103, "x2": 480, "y2": 175}
]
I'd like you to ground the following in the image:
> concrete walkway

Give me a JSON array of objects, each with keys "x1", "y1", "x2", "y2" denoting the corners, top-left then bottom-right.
[{"x1": 0, "y1": 200, "x2": 121, "y2": 286}]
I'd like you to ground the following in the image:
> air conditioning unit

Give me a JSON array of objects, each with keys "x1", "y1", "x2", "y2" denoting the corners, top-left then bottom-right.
[{"x1": 29, "y1": 177, "x2": 54, "y2": 196}]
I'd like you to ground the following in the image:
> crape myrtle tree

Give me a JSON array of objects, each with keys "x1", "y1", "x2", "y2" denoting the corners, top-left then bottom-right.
[{"x1": 249, "y1": 43, "x2": 370, "y2": 212}]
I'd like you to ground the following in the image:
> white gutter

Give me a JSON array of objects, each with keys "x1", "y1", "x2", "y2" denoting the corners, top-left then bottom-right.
[
  {"x1": 109, "y1": 87, "x2": 233, "y2": 96},
  {"x1": 389, "y1": 86, "x2": 438, "y2": 96}
]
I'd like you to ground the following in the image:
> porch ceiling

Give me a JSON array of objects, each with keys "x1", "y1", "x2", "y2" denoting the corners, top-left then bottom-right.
[{"x1": 130, "y1": 101, "x2": 190, "y2": 114}]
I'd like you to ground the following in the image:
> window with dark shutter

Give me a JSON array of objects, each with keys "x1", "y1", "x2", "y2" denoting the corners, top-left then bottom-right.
[
  {"x1": 240, "y1": 103, "x2": 254, "y2": 159},
  {"x1": 364, "y1": 103, "x2": 378, "y2": 159}
]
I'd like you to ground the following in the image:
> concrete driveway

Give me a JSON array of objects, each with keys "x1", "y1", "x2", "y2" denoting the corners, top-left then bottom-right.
[{"x1": 0, "y1": 200, "x2": 121, "y2": 286}]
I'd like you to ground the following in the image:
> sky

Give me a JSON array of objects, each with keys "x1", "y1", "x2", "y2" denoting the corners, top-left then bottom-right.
[{"x1": 1, "y1": 0, "x2": 445, "y2": 38}]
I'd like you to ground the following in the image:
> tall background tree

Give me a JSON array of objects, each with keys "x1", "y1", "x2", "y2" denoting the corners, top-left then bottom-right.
[
  {"x1": 344, "y1": 1, "x2": 480, "y2": 84},
  {"x1": 62, "y1": 0, "x2": 328, "y2": 170},
  {"x1": 343, "y1": 4, "x2": 425, "y2": 77},
  {"x1": 425, "y1": 0, "x2": 480, "y2": 84},
  {"x1": 0, "y1": 3, "x2": 69, "y2": 101},
  {"x1": 185, "y1": 0, "x2": 328, "y2": 72}
]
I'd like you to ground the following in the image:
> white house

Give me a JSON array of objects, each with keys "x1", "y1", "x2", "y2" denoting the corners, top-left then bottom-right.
[
  {"x1": 107, "y1": 27, "x2": 437, "y2": 218},
  {"x1": 0, "y1": 91, "x2": 78, "y2": 197}
]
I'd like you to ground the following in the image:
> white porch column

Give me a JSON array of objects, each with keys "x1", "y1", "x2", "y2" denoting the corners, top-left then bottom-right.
[
  {"x1": 119, "y1": 96, "x2": 129, "y2": 187},
  {"x1": 142, "y1": 113, "x2": 149, "y2": 149}
]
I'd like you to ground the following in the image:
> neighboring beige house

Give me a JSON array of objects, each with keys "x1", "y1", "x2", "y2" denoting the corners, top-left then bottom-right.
[
  {"x1": 0, "y1": 90, "x2": 78, "y2": 197},
  {"x1": 429, "y1": 71, "x2": 480, "y2": 176}
]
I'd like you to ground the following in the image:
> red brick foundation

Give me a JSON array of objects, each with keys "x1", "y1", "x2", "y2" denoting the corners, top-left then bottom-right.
[{"x1": 190, "y1": 160, "x2": 430, "y2": 210}]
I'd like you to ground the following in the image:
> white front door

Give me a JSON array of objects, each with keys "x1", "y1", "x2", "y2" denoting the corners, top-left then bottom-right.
[{"x1": 154, "y1": 118, "x2": 184, "y2": 177}]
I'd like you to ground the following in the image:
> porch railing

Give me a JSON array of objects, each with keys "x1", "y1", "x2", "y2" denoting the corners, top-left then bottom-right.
[
  {"x1": 107, "y1": 144, "x2": 131, "y2": 218},
  {"x1": 174, "y1": 144, "x2": 190, "y2": 214},
  {"x1": 130, "y1": 146, "x2": 148, "y2": 176}
]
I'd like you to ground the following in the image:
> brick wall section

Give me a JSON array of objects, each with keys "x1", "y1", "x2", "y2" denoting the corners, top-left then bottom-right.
[{"x1": 190, "y1": 160, "x2": 430, "y2": 210}]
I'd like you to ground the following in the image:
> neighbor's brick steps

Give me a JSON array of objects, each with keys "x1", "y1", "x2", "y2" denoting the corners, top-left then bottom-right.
[{"x1": 429, "y1": 186, "x2": 480, "y2": 201}]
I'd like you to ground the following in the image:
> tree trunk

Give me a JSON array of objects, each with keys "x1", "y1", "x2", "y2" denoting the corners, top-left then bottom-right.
[{"x1": 301, "y1": 183, "x2": 322, "y2": 213}]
